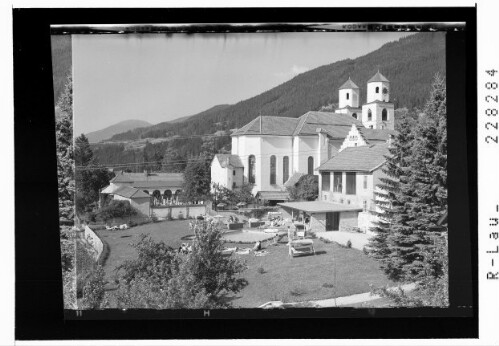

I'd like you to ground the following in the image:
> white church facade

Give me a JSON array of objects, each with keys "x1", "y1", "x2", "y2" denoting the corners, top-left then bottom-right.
[{"x1": 211, "y1": 71, "x2": 396, "y2": 208}]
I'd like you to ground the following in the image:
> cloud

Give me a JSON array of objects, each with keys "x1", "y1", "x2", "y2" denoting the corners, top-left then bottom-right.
[{"x1": 275, "y1": 64, "x2": 310, "y2": 79}]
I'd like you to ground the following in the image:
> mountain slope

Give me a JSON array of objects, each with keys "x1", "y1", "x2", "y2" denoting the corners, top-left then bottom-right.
[
  {"x1": 109, "y1": 32, "x2": 445, "y2": 142},
  {"x1": 111, "y1": 104, "x2": 231, "y2": 141},
  {"x1": 86, "y1": 119, "x2": 152, "y2": 143}
]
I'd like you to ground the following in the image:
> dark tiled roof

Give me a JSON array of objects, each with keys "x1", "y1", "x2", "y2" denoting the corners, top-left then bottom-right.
[
  {"x1": 278, "y1": 201, "x2": 362, "y2": 213},
  {"x1": 339, "y1": 78, "x2": 360, "y2": 90},
  {"x1": 113, "y1": 186, "x2": 150, "y2": 199},
  {"x1": 256, "y1": 191, "x2": 290, "y2": 200},
  {"x1": 111, "y1": 172, "x2": 184, "y2": 185},
  {"x1": 293, "y1": 111, "x2": 363, "y2": 137},
  {"x1": 358, "y1": 127, "x2": 397, "y2": 141},
  {"x1": 283, "y1": 172, "x2": 306, "y2": 188},
  {"x1": 232, "y1": 116, "x2": 299, "y2": 136},
  {"x1": 317, "y1": 143, "x2": 390, "y2": 172},
  {"x1": 215, "y1": 154, "x2": 244, "y2": 168},
  {"x1": 130, "y1": 181, "x2": 183, "y2": 189},
  {"x1": 368, "y1": 71, "x2": 389, "y2": 83}
]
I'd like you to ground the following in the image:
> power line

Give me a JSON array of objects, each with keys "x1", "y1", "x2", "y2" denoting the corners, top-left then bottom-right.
[{"x1": 75, "y1": 148, "x2": 328, "y2": 170}]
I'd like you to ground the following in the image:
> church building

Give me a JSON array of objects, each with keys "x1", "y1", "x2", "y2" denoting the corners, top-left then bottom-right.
[{"x1": 210, "y1": 71, "x2": 396, "y2": 206}]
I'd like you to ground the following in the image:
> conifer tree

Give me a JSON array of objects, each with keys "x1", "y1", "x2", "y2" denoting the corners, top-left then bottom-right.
[
  {"x1": 55, "y1": 75, "x2": 75, "y2": 221},
  {"x1": 368, "y1": 74, "x2": 447, "y2": 282},
  {"x1": 401, "y1": 73, "x2": 447, "y2": 278},
  {"x1": 368, "y1": 113, "x2": 416, "y2": 281}
]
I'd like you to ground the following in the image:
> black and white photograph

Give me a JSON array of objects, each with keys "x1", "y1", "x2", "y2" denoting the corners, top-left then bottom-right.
[{"x1": 53, "y1": 28, "x2": 451, "y2": 311}]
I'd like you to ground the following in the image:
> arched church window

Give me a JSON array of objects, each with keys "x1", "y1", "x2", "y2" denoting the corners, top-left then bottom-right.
[
  {"x1": 283, "y1": 156, "x2": 289, "y2": 184},
  {"x1": 375, "y1": 86, "x2": 380, "y2": 93},
  {"x1": 248, "y1": 155, "x2": 256, "y2": 184},
  {"x1": 346, "y1": 93, "x2": 349, "y2": 100},
  {"x1": 382, "y1": 87, "x2": 388, "y2": 95},
  {"x1": 382, "y1": 108, "x2": 388, "y2": 121},
  {"x1": 352, "y1": 113, "x2": 357, "y2": 119},
  {"x1": 308, "y1": 156, "x2": 314, "y2": 175},
  {"x1": 367, "y1": 109, "x2": 372, "y2": 121},
  {"x1": 270, "y1": 155, "x2": 276, "y2": 185}
]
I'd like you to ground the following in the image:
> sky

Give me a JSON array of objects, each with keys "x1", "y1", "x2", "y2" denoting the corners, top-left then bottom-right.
[{"x1": 72, "y1": 32, "x2": 412, "y2": 135}]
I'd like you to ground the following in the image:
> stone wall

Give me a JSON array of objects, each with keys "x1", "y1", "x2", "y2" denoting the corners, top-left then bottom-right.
[
  {"x1": 339, "y1": 211, "x2": 359, "y2": 231},
  {"x1": 83, "y1": 225, "x2": 104, "y2": 261},
  {"x1": 151, "y1": 205, "x2": 207, "y2": 220}
]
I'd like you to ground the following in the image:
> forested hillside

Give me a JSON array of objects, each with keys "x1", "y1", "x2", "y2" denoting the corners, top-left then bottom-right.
[
  {"x1": 93, "y1": 33, "x2": 445, "y2": 171},
  {"x1": 86, "y1": 119, "x2": 152, "y2": 143},
  {"x1": 109, "y1": 33, "x2": 445, "y2": 142}
]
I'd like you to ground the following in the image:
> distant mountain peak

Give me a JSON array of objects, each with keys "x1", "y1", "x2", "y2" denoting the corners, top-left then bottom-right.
[{"x1": 86, "y1": 119, "x2": 152, "y2": 143}]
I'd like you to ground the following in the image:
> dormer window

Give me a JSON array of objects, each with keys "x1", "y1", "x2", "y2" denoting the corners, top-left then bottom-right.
[{"x1": 352, "y1": 113, "x2": 357, "y2": 119}]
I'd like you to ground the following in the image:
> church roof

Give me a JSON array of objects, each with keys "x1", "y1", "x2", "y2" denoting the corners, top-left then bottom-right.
[
  {"x1": 339, "y1": 78, "x2": 359, "y2": 90},
  {"x1": 214, "y1": 154, "x2": 244, "y2": 168},
  {"x1": 232, "y1": 112, "x2": 362, "y2": 138},
  {"x1": 317, "y1": 143, "x2": 390, "y2": 172},
  {"x1": 292, "y1": 111, "x2": 363, "y2": 137},
  {"x1": 232, "y1": 116, "x2": 299, "y2": 136},
  {"x1": 358, "y1": 127, "x2": 397, "y2": 141},
  {"x1": 368, "y1": 71, "x2": 390, "y2": 83}
]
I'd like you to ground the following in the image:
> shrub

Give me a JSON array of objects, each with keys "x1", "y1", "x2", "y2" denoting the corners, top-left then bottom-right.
[
  {"x1": 257, "y1": 266, "x2": 266, "y2": 274},
  {"x1": 322, "y1": 282, "x2": 335, "y2": 288},
  {"x1": 81, "y1": 266, "x2": 107, "y2": 309},
  {"x1": 346, "y1": 240, "x2": 352, "y2": 248},
  {"x1": 96, "y1": 200, "x2": 138, "y2": 222},
  {"x1": 114, "y1": 222, "x2": 248, "y2": 309},
  {"x1": 128, "y1": 220, "x2": 137, "y2": 228},
  {"x1": 363, "y1": 246, "x2": 369, "y2": 255}
]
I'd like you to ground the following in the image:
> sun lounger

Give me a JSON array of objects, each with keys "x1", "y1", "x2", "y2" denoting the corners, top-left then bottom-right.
[{"x1": 288, "y1": 239, "x2": 315, "y2": 257}]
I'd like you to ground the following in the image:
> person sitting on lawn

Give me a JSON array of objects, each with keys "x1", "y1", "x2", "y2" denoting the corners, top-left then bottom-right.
[{"x1": 253, "y1": 240, "x2": 262, "y2": 251}]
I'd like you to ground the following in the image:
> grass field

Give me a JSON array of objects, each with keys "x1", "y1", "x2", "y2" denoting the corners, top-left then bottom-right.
[{"x1": 96, "y1": 220, "x2": 393, "y2": 308}]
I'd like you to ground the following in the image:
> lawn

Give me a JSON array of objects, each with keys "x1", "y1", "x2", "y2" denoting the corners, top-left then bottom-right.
[{"x1": 96, "y1": 220, "x2": 393, "y2": 308}]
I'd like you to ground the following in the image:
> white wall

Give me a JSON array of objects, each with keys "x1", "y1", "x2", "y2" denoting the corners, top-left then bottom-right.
[
  {"x1": 367, "y1": 81, "x2": 389, "y2": 103},
  {"x1": 294, "y1": 136, "x2": 319, "y2": 176},
  {"x1": 259, "y1": 136, "x2": 293, "y2": 191},
  {"x1": 339, "y1": 88, "x2": 360, "y2": 108},
  {"x1": 210, "y1": 158, "x2": 229, "y2": 191},
  {"x1": 320, "y1": 172, "x2": 375, "y2": 210}
]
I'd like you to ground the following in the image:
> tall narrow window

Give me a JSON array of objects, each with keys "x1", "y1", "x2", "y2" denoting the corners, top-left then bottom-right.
[
  {"x1": 375, "y1": 86, "x2": 380, "y2": 93},
  {"x1": 248, "y1": 155, "x2": 256, "y2": 184},
  {"x1": 333, "y1": 172, "x2": 342, "y2": 192},
  {"x1": 346, "y1": 172, "x2": 356, "y2": 195},
  {"x1": 363, "y1": 175, "x2": 368, "y2": 189},
  {"x1": 283, "y1": 156, "x2": 289, "y2": 184},
  {"x1": 367, "y1": 109, "x2": 372, "y2": 121},
  {"x1": 321, "y1": 172, "x2": 330, "y2": 191},
  {"x1": 307, "y1": 156, "x2": 314, "y2": 175},
  {"x1": 270, "y1": 155, "x2": 276, "y2": 185},
  {"x1": 346, "y1": 93, "x2": 350, "y2": 100},
  {"x1": 382, "y1": 108, "x2": 388, "y2": 121}
]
